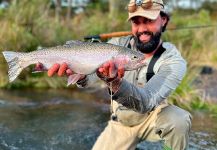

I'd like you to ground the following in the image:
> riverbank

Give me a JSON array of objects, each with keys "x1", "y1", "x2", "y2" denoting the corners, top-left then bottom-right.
[
  {"x1": 0, "y1": 88, "x2": 216, "y2": 149},
  {"x1": 196, "y1": 66, "x2": 217, "y2": 104}
]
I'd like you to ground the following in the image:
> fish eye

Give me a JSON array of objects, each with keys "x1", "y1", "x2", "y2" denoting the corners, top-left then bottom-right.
[{"x1": 133, "y1": 56, "x2": 138, "y2": 59}]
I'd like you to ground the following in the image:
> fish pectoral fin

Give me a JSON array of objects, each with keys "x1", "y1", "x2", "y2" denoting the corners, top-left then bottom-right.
[
  {"x1": 109, "y1": 62, "x2": 120, "y2": 78},
  {"x1": 110, "y1": 66, "x2": 118, "y2": 78},
  {"x1": 67, "y1": 74, "x2": 82, "y2": 86}
]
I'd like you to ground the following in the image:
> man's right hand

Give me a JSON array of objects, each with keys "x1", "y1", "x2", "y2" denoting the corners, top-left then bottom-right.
[
  {"x1": 35, "y1": 63, "x2": 85, "y2": 80},
  {"x1": 47, "y1": 63, "x2": 73, "y2": 77}
]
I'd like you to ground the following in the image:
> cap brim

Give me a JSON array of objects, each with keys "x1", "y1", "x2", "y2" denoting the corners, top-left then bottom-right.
[{"x1": 128, "y1": 9, "x2": 160, "y2": 21}]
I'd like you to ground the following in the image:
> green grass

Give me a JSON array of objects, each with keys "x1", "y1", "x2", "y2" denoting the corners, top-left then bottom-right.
[
  {"x1": 168, "y1": 68, "x2": 217, "y2": 116},
  {"x1": 0, "y1": 1, "x2": 217, "y2": 113},
  {"x1": 165, "y1": 10, "x2": 217, "y2": 115}
]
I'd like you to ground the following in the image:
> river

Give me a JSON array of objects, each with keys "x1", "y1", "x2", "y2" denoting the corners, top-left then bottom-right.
[{"x1": 0, "y1": 89, "x2": 216, "y2": 150}]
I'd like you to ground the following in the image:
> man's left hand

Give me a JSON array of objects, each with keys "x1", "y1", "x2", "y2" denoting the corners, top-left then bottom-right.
[{"x1": 96, "y1": 60, "x2": 125, "y2": 93}]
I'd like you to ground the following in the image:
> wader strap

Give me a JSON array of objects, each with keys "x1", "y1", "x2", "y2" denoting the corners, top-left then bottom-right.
[
  {"x1": 127, "y1": 36, "x2": 134, "y2": 49},
  {"x1": 146, "y1": 44, "x2": 166, "y2": 82}
]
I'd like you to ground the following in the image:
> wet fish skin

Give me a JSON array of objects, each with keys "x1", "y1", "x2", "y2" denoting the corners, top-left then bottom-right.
[{"x1": 2, "y1": 41, "x2": 146, "y2": 85}]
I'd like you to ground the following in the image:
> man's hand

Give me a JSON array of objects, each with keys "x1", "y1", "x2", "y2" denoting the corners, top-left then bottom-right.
[
  {"x1": 35, "y1": 62, "x2": 85, "y2": 80},
  {"x1": 47, "y1": 63, "x2": 73, "y2": 77},
  {"x1": 96, "y1": 60, "x2": 125, "y2": 93}
]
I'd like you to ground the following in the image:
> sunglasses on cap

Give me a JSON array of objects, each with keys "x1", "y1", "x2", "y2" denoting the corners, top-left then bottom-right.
[{"x1": 128, "y1": 0, "x2": 164, "y2": 13}]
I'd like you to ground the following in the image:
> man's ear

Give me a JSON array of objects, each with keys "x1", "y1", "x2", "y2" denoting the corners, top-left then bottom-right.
[{"x1": 161, "y1": 16, "x2": 167, "y2": 26}]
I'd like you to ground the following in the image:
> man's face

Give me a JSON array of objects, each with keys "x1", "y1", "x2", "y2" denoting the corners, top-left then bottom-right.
[{"x1": 131, "y1": 15, "x2": 166, "y2": 54}]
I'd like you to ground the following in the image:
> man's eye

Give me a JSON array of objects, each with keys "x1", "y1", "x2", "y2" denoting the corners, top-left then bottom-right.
[
  {"x1": 132, "y1": 20, "x2": 139, "y2": 25},
  {"x1": 145, "y1": 19, "x2": 154, "y2": 23}
]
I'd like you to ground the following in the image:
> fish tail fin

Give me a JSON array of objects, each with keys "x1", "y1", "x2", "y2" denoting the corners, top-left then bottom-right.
[{"x1": 2, "y1": 51, "x2": 24, "y2": 82}]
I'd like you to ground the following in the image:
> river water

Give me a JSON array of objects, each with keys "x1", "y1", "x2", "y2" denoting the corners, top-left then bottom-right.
[{"x1": 0, "y1": 89, "x2": 216, "y2": 150}]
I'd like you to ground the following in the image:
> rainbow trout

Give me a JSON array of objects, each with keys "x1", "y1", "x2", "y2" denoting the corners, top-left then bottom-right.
[{"x1": 2, "y1": 40, "x2": 146, "y2": 85}]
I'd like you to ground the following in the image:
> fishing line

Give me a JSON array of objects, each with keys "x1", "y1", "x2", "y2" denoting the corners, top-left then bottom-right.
[
  {"x1": 168, "y1": 24, "x2": 217, "y2": 31},
  {"x1": 109, "y1": 82, "x2": 114, "y2": 114}
]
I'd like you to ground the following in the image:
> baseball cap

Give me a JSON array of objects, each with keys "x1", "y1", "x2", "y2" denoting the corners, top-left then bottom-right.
[{"x1": 128, "y1": 0, "x2": 164, "y2": 20}]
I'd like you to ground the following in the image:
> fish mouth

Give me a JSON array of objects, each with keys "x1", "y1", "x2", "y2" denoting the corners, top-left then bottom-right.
[
  {"x1": 125, "y1": 59, "x2": 147, "y2": 71},
  {"x1": 134, "y1": 58, "x2": 147, "y2": 68},
  {"x1": 136, "y1": 60, "x2": 147, "y2": 68},
  {"x1": 140, "y1": 58, "x2": 146, "y2": 64}
]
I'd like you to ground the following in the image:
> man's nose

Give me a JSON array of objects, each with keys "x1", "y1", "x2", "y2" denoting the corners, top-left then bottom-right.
[{"x1": 137, "y1": 24, "x2": 148, "y2": 33}]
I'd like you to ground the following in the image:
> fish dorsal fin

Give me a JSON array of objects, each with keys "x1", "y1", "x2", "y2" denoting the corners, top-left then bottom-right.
[
  {"x1": 65, "y1": 40, "x2": 84, "y2": 45},
  {"x1": 63, "y1": 40, "x2": 85, "y2": 48}
]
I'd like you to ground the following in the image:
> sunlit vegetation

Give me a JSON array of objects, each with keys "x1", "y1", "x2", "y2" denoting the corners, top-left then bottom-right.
[{"x1": 0, "y1": 0, "x2": 216, "y2": 113}]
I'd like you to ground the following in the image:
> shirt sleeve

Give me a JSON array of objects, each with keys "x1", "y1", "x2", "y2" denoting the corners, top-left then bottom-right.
[{"x1": 112, "y1": 55, "x2": 187, "y2": 113}]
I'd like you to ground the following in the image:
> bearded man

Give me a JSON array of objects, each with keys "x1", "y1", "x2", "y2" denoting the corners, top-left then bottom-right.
[{"x1": 46, "y1": 0, "x2": 192, "y2": 149}]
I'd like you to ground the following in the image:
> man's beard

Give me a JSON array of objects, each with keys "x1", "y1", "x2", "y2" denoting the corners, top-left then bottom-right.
[{"x1": 134, "y1": 30, "x2": 162, "y2": 54}]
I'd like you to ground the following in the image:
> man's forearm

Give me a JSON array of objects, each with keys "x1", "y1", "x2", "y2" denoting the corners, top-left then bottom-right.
[{"x1": 112, "y1": 62, "x2": 186, "y2": 113}]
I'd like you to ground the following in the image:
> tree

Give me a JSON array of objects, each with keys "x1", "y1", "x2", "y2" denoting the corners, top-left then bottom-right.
[
  {"x1": 201, "y1": 1, "x2": 217, "y2": 13},
  {"x1": 109, "y1": 0, "x2": 127, "y2": 18},
  {"x1": 66, "y1": 0, "x2": 73, "y2": 23},
  {"x1": 55, "y1": 0, "x2": 62, "y2": 21}
]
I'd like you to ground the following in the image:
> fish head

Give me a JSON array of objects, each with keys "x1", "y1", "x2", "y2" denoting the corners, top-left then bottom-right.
[{"x1": 113, "y1": 49, "x2": 146, "y2": 71}]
